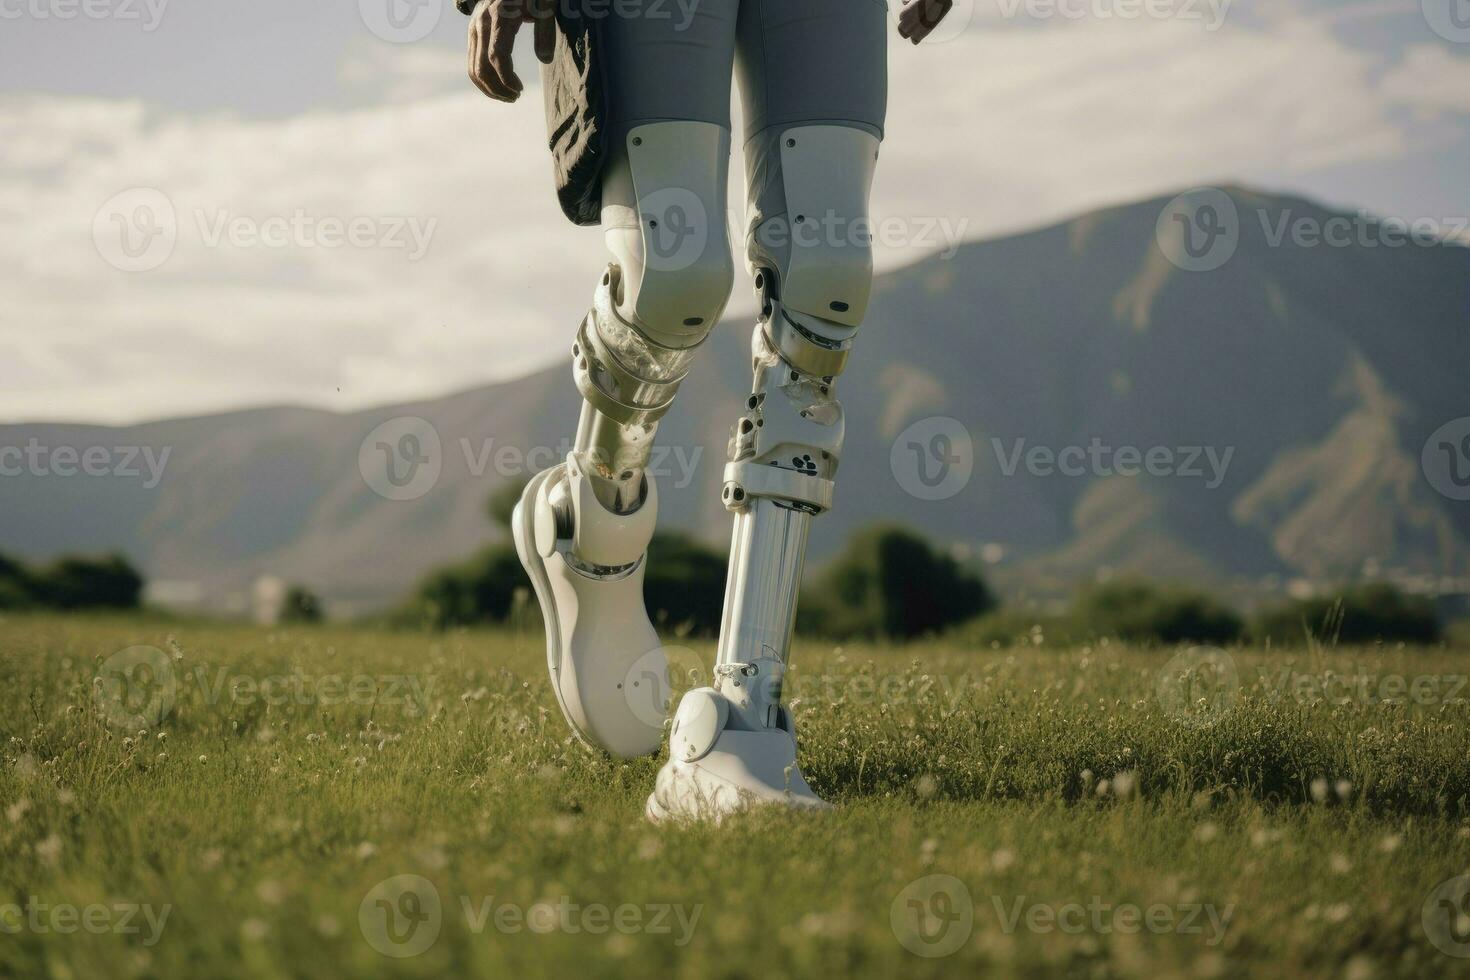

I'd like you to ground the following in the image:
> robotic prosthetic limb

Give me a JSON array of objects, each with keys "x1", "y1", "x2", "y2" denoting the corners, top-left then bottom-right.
[
  {"x1": 644, "y1": 322, "x2": 845, "y2": 818},
  {"x1": 649, "y1": 126, "x2": 880, "y2": 820},
  {"x1": 514, "y1": 122, "x2": 734, "y2": 758}
]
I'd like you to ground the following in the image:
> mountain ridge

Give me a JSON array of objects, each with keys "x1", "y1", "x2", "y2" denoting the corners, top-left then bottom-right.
[{"x1": 4, "y1": 185, "x2": 1468, "y2": 615}]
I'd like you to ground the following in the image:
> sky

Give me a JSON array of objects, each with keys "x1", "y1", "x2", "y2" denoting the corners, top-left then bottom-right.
[{"x1": 2, "y1": 0, "x2": 1469, "y2": 424}]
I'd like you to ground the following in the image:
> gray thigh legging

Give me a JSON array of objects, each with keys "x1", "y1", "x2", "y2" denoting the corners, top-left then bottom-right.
[{"x1": 598, "y1": 0, "x2": 889, "y2": 276}]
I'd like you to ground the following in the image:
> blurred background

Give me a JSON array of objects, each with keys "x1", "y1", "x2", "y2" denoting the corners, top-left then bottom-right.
[{"x1": 2, "y1": 0, "x2": 1469, "y2": 644}]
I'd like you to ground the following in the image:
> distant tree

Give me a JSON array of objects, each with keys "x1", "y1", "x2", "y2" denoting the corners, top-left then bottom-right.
[
  {"x1": 800, "y1": 526, "x2": 994, "y2": 640},
  {"x1": 487, "y1": 478, "x2": 531, "y2": 531},
  {"x1": 1251, "y1": 583, "x2": 1440, "y2": 645},
  {"x1": 405, "y1": 530, "x2": 728, "y2": 634},
  {"x1": 29, "y1": 554, "x2": 143, "y2": 610},
  {"x1": 0, "y1": 552, "x2": 35, "y2": 609},
  {"x1": 1073, "y1": 578, "x2": 1243, "y2": 645},
  {"x1": 645, "y1": 531, "x2": 727, "y2": 635},
  {"x1": 409, "y1": 546, "x2": 527, "y2": 629},
  {"x1": 281, "y1": 585, "x2": 324, "y2": 624}
]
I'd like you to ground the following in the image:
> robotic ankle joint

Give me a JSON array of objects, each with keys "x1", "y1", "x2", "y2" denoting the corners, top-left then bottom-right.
[
  {"x1": 574, "y1": 266, "x2": 704, "y2": 424},
  {"x1": 753, "y1": 266, "x2": 858, "y2": 379},
  {"x1": 571, "y1": 264, "x2": 714, "y2": 483},
  {"x1": 721, "y1": 279, "x2": 850, "y2": 515}
]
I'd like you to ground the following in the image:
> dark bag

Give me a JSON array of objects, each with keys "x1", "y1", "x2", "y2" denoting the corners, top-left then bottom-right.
[
  {"x1": 457, "y1": 1, "x2": 609, "y2": 226},
  {"x1": 541, "y1": 4, "x2": 610, "y2": 226}
]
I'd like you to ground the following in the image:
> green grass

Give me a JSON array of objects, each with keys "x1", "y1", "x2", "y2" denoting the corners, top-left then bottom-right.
[{"x1": 3, "y1": 613, "x2": 1470, "y2": 978}]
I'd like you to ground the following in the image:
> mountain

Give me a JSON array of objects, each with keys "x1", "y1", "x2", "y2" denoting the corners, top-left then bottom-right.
[{"x1": 4, "y1": 187, "x2": 1469, "y2": 615}]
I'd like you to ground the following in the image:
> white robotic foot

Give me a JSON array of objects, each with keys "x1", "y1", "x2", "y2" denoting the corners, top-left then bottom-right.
[
  {"x1": 512, "y1": 459, "x2": 665, "y2": 758},
  {"x1": 645, "y1": 687, "x2": 830, "y2": 822}
]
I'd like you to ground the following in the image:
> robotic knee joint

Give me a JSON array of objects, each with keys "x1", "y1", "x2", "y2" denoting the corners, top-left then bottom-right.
[
  {"x1": 605, "y1": 121, "x2": 735, "y2": 347},
  {"x1": 572, "y1": 121, "x2": 734, "y2": 492},
  {"x1": 727, "y1": 124, "x2": 882, "y2": 510},
  {"x1": 724, "y1": 311, "x2": 868, "y2": 517},
  {"x1": 751, "y1": 125, "x2": 880, "y2": 334},
  {"x1": 722, "y1": 125, "x2": 879, "y2": 506},
  {"x1": 722, "y1": 323, "x2": 846, "y2": 516},
  {"x1": 565, "y1": 265, "x2": 692, "y2": 493}
]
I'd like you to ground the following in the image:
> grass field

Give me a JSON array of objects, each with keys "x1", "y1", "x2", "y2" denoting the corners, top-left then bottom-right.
[{"x1": 3, "y1": 613, "x2": 1470, "y2": 979}]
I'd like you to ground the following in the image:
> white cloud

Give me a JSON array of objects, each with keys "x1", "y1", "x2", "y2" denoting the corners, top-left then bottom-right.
[
  {"x1": 0, "y1": 16, "x2": 1464, "y2": 424},
  {"x1": 877, "y1": 16, "x2": 1410, "y2": 239},
  {"x1": 1379, "y1": 43, "x2": 1470, "y2": 116}
]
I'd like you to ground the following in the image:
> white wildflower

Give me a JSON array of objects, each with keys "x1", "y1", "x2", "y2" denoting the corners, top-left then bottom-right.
[{"x1": 35, "y1": 834, "x2": 63, "y2": 866}]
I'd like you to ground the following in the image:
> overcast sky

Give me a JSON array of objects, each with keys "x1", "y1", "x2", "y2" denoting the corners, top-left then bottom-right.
[{"x1": 2, "y1": 0, "x2": 1468, "y2": 424}]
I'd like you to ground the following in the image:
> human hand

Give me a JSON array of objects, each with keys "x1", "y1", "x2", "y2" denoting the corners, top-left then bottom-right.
[
  {"x1": 468, "y1": 0, "x2": 555, "y2": 103},
  {"x1": 897, "y1": 0, "x2": 956, "y2": 44}
]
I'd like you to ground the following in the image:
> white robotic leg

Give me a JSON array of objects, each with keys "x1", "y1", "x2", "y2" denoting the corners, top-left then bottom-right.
[
  {"x1": 648, "y1": 126, "x2": 880, "y2": 820},
  {"x1": 514, "y1": 122, "x2": 734, "y2": 758}
]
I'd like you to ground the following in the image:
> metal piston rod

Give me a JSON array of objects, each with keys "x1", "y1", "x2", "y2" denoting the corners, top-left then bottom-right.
[
  {"x1": 715, "y1": 496, "x2": 812, "y2": 730},
  {"x1": 713, "y1": 303, "x2": 848, "y2": 732}
]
